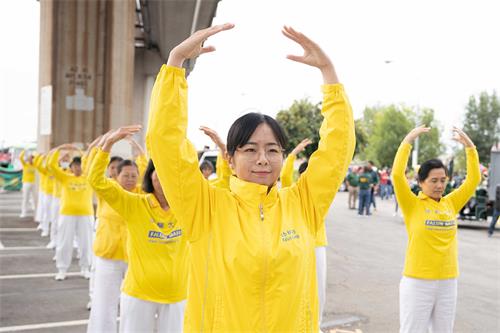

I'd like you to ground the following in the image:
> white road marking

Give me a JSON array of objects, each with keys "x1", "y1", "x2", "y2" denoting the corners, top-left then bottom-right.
[
  {"x1": 0, "y1": 246, "x2": 49, "y2": 251},
  {"x1": 0, "y1": 272, "x2": 81, "y2": 280},
  {"x1": 0, "y1": 228, "x2": 38, "y2": 232},
  {"x1": 0, "y1": 319, "x2": 88, "y2": 332}
]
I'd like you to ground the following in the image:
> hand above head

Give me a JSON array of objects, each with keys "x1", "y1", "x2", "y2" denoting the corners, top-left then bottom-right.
[
  {"x1": 167, "y1": 23, "x2": 235, "y2": 68},
  {"x1": 291, "y1": 138, "x2": 313, "y2": 156},
  {"x1": 199, "y1": 126, "x2": 227, "y2": 155},
  {"x1": 126, "y1": 137, "x2": 145, "y2": 158},
  {"x1": 282, "y1": 26, "x2": 338, "y2": 84},
  {"x1": 452, "y1": 127, "x2": 475, "y2": 148},
  {"x1": 403, "y1": 125, "x2": 431, "y2": 144},
  {"x1": 102, "y1": 125, "x2": 142, "y2": 153}
]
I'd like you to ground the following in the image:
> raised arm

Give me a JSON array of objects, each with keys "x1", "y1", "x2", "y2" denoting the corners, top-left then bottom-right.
[
  {"x1": 147, "y1": 24, "x2": 234, "y2": 241},
  {"x1": 445, "y1": 127, "x2": 481, "y2": 212},
  {"x1": 280, "y1": 138, "x2": 312, "y2": 188},
  {"x1": 392, "y1": 126, "x2": 429, "y2": 215},
  {"x1": 47, "y1": 149, "x2": 71, "y2": 182},
  {"x1": 19, "y1": 150, "x2": 28, "y2": 167},
  {"x1": 33, "y1": 154, "x2": 49, "y2": 176},
  {"x1": 282, "y1": 26, "x2": 355, "y2": 220},
  {"x1": 88, "y1": 148, "x2": 140, "y2": 220}
]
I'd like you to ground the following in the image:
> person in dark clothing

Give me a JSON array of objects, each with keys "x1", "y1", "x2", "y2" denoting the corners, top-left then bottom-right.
[{"x1": 488, "y1": 184, "x2": 500, "y2": 237}]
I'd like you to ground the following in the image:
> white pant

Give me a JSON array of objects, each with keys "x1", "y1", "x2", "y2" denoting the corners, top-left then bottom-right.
[
  {"x1": 87, "y1": 257, "x2": 127, "y2": 333},
  {"x1": 35, "y1": 191, "x2": 45, "y2": 223},
  {"x1": 41, "y1": 194, "x2": 53, "y2": 233},
  {"x1": 315, "y1": 246, "x2": 327, "y2": 326},
  {"x1": 89, "y1": 218, "x2": 98, "y2": 302},
  {"x1": 119, "y1": 293, "x2": 186, "y2": 333},
  {"x1": 400, "y1": 276, "x2": 457, "y2": 333},
  {"x1": 21, "y1": 182, "x2": 36, "y2": 216},
  {"x1": 55, "y1": 215, "x2": 93, "y2": 271},
  {"x1": 50, "y1": 197, "x2": 60, "y2": 245}
]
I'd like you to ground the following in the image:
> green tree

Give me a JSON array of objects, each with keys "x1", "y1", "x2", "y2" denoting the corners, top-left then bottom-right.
[
  {"x1": 416, "y1": 107, "x2": 444, "y2": 163},
  {"x1": 463, "y1": 91, "x2": 500, "y2": 165},
  {"x1": 364, "y1": 105, "x2": 414, "y2": 167},
  {"x1": 275, "y1": 99, "x2": 322, "y2": 157},
  {"x1": 354, "y1": 119, "x2": 368, "y2": 158}
]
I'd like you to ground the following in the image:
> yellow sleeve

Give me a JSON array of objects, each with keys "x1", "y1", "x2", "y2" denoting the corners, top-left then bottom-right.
[
  {"x1": 210, "y1": 152, "x2": 231, "y2": 189},
  {"x1": 34, "y1": 154, "x2": 48, "y2": 176},
  {"x1": 280, "y1": 154, "x2": 296, "y2": 188},
  {"x1": 294, "y1": 84, "x2": 355, "y2": 224},
  {"x1": 47, "y1": 150, "x2": 71, "y2": 183},
  {"x1": 445, "y1": 147, "x2": 481, "y2": 212},
  {"x1": 135, "y1": 153, "x2": 148, "y2": 181},
  {"x1": 391, "y1": 143, "x2": 417, "y2": 216},
  {"x1": 88, "y1": 148, "x2": 140, "y2": 219},
  {"x1": 146, "y1": 65, "x2": 213, "y2": 241},
  {"x1": 19, "y1": 150, "x2": 27, "y2": 167},
  {"x1": 83, "y1": 147, "x2": 98, "y2": 176}
]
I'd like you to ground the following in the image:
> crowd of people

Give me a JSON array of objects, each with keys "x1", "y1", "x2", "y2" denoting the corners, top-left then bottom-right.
[{"x1": 13, "y1": 23, "x2": 494, "y2": 333}]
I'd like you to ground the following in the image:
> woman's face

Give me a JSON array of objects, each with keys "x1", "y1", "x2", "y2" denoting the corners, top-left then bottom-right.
[
  {"x1": 229, "y1": 123, "x2": 283, "y2": 187},
  {"x1": 107, "y1": 161, "x2": 120, "y2": 179},
  {"x1": 117, "y1": 165, "x2": 139, "y2": 192},
  {"x1": 419, "y1": 168, "x2": 448, "y2": 201}
]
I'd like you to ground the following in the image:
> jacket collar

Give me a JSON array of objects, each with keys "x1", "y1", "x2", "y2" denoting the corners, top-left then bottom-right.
[
  {"x1": 417, "y1": 191, "x2": 442, "y2": 203},
  {"x1": 146, "y1": 193, "x2": 173, "y2": 220},
  {"x1": 229, "y1": 176, "x2": 278, "y2": 207}
]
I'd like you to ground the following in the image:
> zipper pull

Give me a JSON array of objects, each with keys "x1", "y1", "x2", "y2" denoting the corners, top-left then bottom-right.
[{"x1": 259, "y1": 203, "x2": 264, "y2": 221}]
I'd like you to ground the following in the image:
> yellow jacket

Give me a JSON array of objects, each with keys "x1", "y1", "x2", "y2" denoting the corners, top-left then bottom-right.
[
  {"x1": 146, "y1": 65, "x2": 355, "y2": 332},
  {"x1": 392, "y1": 143, "x2": 480, "y2": 279},
  {"x1": 33, "y1": 154, "x2": 55, "y2": 195},
  {"x1": 48, "y1": 150, "x2": 94, "y2": 216},
  {"x1": 19, "y1": 150, "x2": 36, "y2": 184},
  {"x1": 88, "y1": 148, "x2": 189, "y2": 303},
  {"x1": 280, "y1": 154, "x2": 328, "y2": 247},
  {"x1": 208, "y1": 153, "x2": 232, "y2": 189}
]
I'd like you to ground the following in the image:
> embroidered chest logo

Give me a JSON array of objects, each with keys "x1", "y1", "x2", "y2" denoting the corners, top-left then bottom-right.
[
  {"x1": 148, "y1": 229, "x2": 182, "y2": 242},
  {"x1": 68, "y1": 182, "x2": 87, "y2": 192},
  {"x1": 281, "y1": 229, "x2": 300, "y2": 242}
]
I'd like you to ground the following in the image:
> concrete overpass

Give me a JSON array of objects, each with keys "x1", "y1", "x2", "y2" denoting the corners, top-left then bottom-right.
[{"x1": 37, "y1": 0, "x2": 221, "y2": 152}]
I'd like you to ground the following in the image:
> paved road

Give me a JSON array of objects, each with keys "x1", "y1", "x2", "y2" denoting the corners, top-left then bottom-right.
[
  {"x1": 1, "y1": 190, "x2": 499, "y2": 332},
  {"x1": 323, "y1": 192, "x2": 500, "y2": 332}
]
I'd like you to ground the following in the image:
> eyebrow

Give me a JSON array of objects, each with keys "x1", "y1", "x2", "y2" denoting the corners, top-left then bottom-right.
[{"x1": 245, "y1": 142, "x2": 280, "y2": 147}]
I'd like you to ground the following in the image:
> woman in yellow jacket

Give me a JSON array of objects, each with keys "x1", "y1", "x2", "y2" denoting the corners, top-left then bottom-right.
[
  {"x1": 88, "y1": 126, "x2": 189, "y2": 333},
  {"x1": 19, "y1": 150, "x2": 36, "y2": 218},
  {"x1": 86, "y1": 133, "x2": 148, "y2": 332},
  {"x1": 280, "y1": 138, "x2": 329, "y2": 326},
  {"x1": 146, "y1": 24, "x2": 355, "y2": 332},
  {"x1": 392, "y1": 125, "x2": 480, "y2": 333},
  {"x1": 48, "y1": 145, "x2": 95, "y2": 281},
  {"x1": 33, "y1": 154, "x2": 55, "y2": 237}
]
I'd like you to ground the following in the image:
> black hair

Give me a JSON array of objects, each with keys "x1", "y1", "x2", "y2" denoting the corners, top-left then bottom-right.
[
  {"x1": 142, "y1": 159, "x2": 155, "y2": 193},
  {"x1": 200, "y1": 160, "x2": 214, "y2": 172},
  {"x1": 117, "y1": 159, "x2": 138, "y2": 175},
  {"x1": 363, "y1": 165, "x2": 371, "y2": 173},
  {"x1": 368, "y1": 160, "x2": 375, "y2": 166},
  {"x1": 109, "y1": 156, "x2": 124, "y2": 166},
  {"x1": 226, "y1": 113, "x2": 288, "y2": 156},
  {"x1": 298, "y1": 161, "x2": 308, "y2": 175},
  {"x1": 70, "y1": 156, "x2": 81, "y2": 167},
  {"x1": 418, "y1": 159, "x2": 448, "y2": 182}
]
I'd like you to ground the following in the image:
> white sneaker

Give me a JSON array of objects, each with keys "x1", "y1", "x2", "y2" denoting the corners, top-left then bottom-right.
[
  {"x1": 81, "y1": 268, "x2": 91, "y2": 279},
  {"x1": 41, "y1": 231, "x2": 49, "y2": 237},
  {"x1": 52, "y1": 254, "x2": 56, "y2": 261},
  {"x1": 36, "y1": 224, "x2": 42, "y2": 230},
  {"x1": 19, "y1": 214, "x2": 26, "y2": 218},
  {"x1": 45, "y1": 241, "x2": 55, "y2": 249},
  {"x1": 86, "y1": 301, "x2": 92, "y2": 310},
  {"x1": 54, "y1": 272, "x2": 66, "y2": 281}
]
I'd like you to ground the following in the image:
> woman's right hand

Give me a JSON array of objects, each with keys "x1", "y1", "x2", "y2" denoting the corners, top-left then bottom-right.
[
  {"x1": 291, "y1": 138, "x2": 312, "y2": 156},
  {"x1": 102, "y1": 125, "x2": 142, "y2": 152},
  {"x1": 199, "y1": 126, "x2": 227, "y2": 157},
  {"x1": 403, "y1": 125, "x2": 430, "y2": 144},
  {"x1": 167, "y1": 23, "x2": 235, "y2": 68}
]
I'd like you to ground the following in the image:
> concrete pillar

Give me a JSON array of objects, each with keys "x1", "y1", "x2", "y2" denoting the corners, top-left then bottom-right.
[{"x1": 37, "y1": 0, "x2": 135, "y2": 152}]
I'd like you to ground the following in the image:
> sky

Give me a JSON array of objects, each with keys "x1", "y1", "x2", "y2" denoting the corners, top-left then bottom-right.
[{"x1": 1, "y1": 0, "x2": 499, "y2": 152}]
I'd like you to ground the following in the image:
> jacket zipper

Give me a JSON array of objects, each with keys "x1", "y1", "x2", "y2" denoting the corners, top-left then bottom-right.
[{"x1": 259, "y1": 203, "x2": 264, "y2": 221}]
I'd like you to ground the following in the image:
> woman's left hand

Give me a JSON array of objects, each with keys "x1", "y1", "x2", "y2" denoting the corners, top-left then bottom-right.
[
  {"x1": 282, "y1": 26, "x2": 338, "y2": 84},
  {"x1": 452, "y1": 127, "x2": 475, "y2": 148}
]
